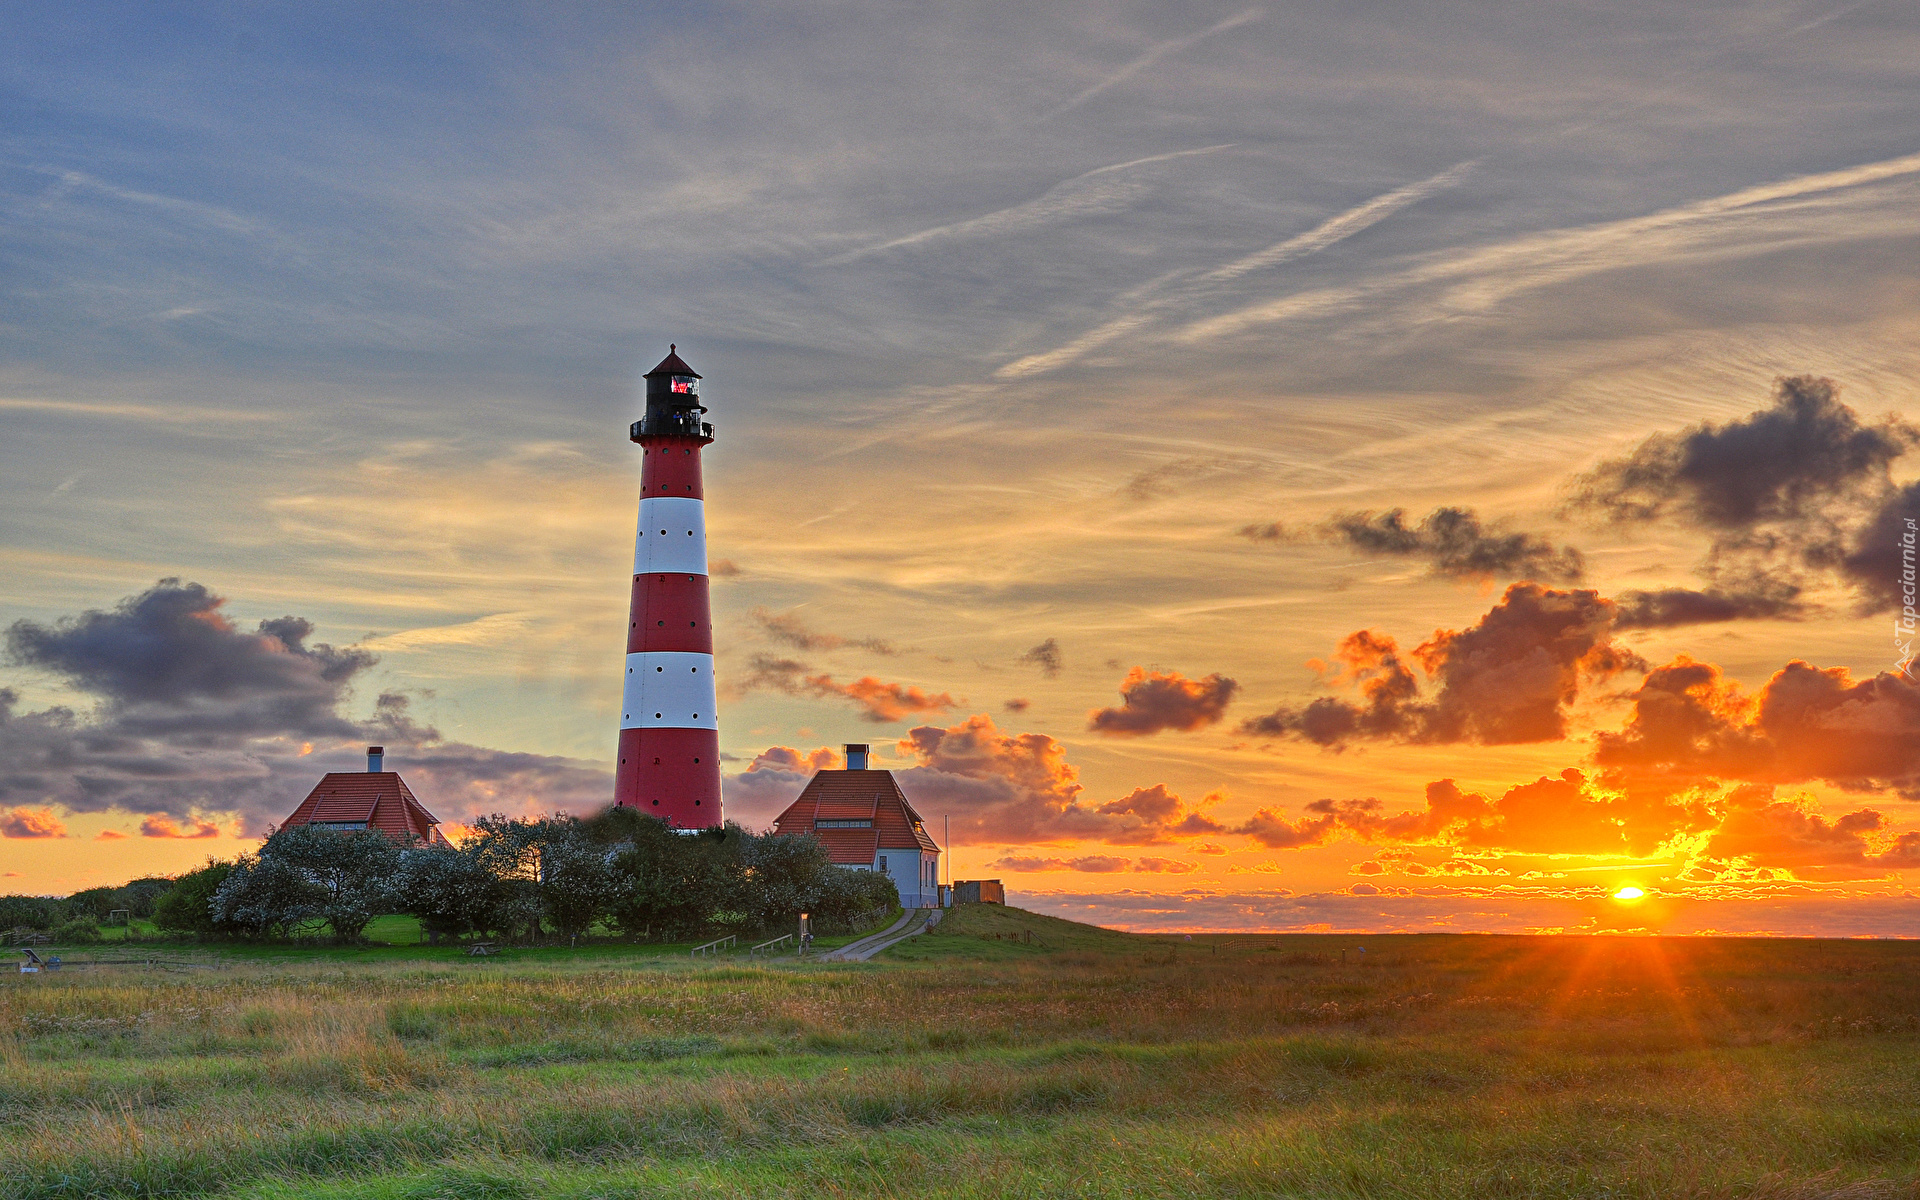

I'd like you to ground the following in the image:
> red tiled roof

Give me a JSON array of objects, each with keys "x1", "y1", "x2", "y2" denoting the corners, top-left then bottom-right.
[
  {"x1": 281, "y1": 772, "x2": 448, "y2": 845},
  {"x1": 769, "y1": 769, "x2": 939, "y2": 864}
]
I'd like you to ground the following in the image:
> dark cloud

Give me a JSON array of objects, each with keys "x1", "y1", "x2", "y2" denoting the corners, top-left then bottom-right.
[
  {"x1": 1242, "y1": 584, "x2": 1642, "y2": 748},
  {"x1": 0, "y1": 581, "x2": 611, "y2": 832},
  {"x1": 1019, "y1": 638, "x2": 1063, "y2": 677},
  {"x1": 5, "y1": 579, "x2": 374, "y2": 739},
  {"x1": 751, "y1": 607, "x2": 896, "y2": 655},
  {"x1": 1003, "y1": 698, "x2": 1031, "y2": 713},
  {"x1": 1325, "y1": 507, "x2": 1585, "y2": 583},
  {"x1": 1611, "y1": 584, "x2": 1808, "y2": 628},
  {"x1": 1088, "y1": 667, "x2": 1238, "y2": 736},
  {"x1": 735, "y1": 654, "x2": 955, "y2": 723},
  {"x1": 1567, "y1": 377, "x2": 1918, "y2": 616},
  {"x1": 1568, "y1": 376, "x2": 1917, "y2": 530},
  {"x1": 894, "y1": 713, "x2": 1222, "y2": 845},
  {"x1": 1837, "y1": 480, "x2": 1920, "y2": 615}
]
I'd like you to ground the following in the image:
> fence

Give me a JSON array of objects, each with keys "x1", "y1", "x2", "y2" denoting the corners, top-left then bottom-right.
[
  {"x1": 690, "y1": 935, "x2": 736, "y2": 959},
  {"x1": 749, "y1": 934, "x2": 792, "y2": 958}
]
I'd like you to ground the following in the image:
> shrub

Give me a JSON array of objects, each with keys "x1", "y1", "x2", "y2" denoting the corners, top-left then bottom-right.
[
  {"x1": 152, "y1": 861, "x2": 235, "y2": 935},
  {"x1": 53, "y1": 917, "x2": 102, "y2": 945},
  {"x1": 0, "y1": 894, "x2": 59, "y2": 931}
]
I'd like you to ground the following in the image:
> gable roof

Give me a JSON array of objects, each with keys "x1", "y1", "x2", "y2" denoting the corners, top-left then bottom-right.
[
  {"x1": 769, "y1": 769, "x2": 939, "y2": 863},
  {"x1": 281, "y1": 772, "x2": 449, "y2": 845}
]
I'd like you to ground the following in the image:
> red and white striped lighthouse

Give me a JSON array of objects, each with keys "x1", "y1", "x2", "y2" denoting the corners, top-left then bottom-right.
[{"x1": 613, "y1": 346, "x2": 721, "y2": 827}]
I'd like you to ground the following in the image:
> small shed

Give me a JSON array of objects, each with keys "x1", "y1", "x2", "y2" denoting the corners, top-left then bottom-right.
[{"x1": 953, "y1": 880, "x2": 1004, "y2": 905}]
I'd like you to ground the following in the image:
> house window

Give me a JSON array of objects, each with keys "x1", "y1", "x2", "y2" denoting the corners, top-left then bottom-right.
[
  {"x1": 879, "y1": 855, "x2": 888, "y2": 872},
  {"x1": 310, "y1": 821, "x2": 368, "y2": 831},
  {"x1": 815, "y1": 819, "x2": 873, "y2": 828}
]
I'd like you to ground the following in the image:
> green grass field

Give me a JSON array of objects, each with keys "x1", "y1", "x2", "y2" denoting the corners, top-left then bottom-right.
[{"x1": 6, "y1": 906, "x2": 1920, "y2": 1199}]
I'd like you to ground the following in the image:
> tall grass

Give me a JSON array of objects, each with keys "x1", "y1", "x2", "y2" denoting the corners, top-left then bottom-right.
[{"x1": 4, "y1": 917, "x2": 1920, "y2": 1198}]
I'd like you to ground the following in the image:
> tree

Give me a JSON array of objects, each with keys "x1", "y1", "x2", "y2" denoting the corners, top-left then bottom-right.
[
  {"x1": 211, "y1": 854, "x2": 322, "y2": 938},
  {"x1": 0, "y1": 895, "x2": 59, "y2": 932},
  {"x1": 152, "y1": 861, "x2": 235, "y2": 935},
  {"x1": 738, "y1": 831, "x2": 836, "y2": 931},
  {"x1": 251, "y1": 824, "x2": 402, "y2": 942},
  {"x1": 591, "y1": 811, "x2": 747, "y2": 941},
  {"x1": 395, "y1": 842, "x2": 508, "y2": 940}
]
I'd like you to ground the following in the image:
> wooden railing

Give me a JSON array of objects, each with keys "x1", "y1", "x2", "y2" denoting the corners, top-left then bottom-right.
[
  {"x1": 749, "y1": 934, "x2": 793, "y2": 958},
  {"x1": 690, "y1": 935, "x2": 736, "y2": 958}
]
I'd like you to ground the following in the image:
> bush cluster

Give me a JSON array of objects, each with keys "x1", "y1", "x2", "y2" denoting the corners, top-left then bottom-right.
[
  {"x1": 0, "y1": 878, "x2": 175, "y2": 943},
  {"x1": 5, "y1": 810, "x2": 888, "y2": 945}
]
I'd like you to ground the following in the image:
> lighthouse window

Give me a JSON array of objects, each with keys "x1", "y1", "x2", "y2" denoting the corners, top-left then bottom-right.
[{"x1": 671, "y1": 377, "x2": 698, "y2": 395}]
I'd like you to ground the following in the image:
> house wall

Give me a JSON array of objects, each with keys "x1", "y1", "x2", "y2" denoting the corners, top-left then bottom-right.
[{"x1": 873, "y1": 849, "x2": 941, "y2": 908}]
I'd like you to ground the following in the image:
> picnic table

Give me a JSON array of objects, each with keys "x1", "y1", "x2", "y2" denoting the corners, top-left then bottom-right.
[{"x1": 465, "y1": 942, "x2": 498, "y2": 956}]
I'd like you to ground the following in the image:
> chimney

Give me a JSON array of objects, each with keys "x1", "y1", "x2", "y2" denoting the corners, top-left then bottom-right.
[
  {"x1": 367, "y1": 746, "x2": 384, "y2": 773},
  {"x1": 844, "y1": 743, "x2": 870, "y2": 770}
]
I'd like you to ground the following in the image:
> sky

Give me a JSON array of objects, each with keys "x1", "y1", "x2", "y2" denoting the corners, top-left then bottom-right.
[{"x1": 3, "y1": 1, "x2": 1919, "y2": 934}]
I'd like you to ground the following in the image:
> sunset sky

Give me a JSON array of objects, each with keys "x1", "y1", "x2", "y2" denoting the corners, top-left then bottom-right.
[{"x1": 4, "y1": 2, "x2": 1920, "y2": 934}]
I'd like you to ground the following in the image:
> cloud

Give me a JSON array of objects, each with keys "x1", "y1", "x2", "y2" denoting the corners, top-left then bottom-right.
[
  {"x1": 1242, "y1": 584, "x2": 1641, "y2": 748},
  {"x1": 140, "y1": 812, "x2": 222, "y2": 839},
  {"x1": 1181, "y1": 151, "x2": 1920, "y2": 343},
  {"x1": 988, "y1": 853, "x2": 1199, "y2": 874},
  {"x1": 998, "y1": 158, "x2": 1477, "y2": 378},
  {"x1": 1323, "y1": 507, "x2": 1584, "y2": 583},
  {"x1": 752, "y1": 607, "x2": 896, "y2": 655},
  {"x1": 737, "y1": 654, "x2": 955, "y2": 723},
  {"x1": 1593, "y1": 655, "x2": 1920, "y2": 797},
  {"x1": 1611, "y1": 585, "x2": 1808, "y2": 629},
  {"x1": 1838, "y1": 481, "x2": 1920, "y2": 616},
  {"x1": 721, "y1": 745, "x2": 839, "y2": 830},
  {"x1": 1, "y1": 807, "x2": 66, "y2": 838},
  {"x1": 1004, "y1": 698, "x2": 1031, "y2": 713},
  {"x1": 95, "y1": 829, "x2": 127, "y2": 841},
  {"x1": 1568, "y1": 376, "x2": 1915, "y2": 531},
  {"x1": 1019, "y1": 639, "x2": 1063, "y2": 677},
  {"x1": 1042, "y1": 9, "x2": 1264, "y2": 119},
  {"x1": 1233, "y1": 808, "x2": 1338, "y2": 849},
  {"x1": 0, "y1": 582, "x2": 611, "y2": 832},
  {"x1": 5, "y1": 578, "x2": 374, "y2": 740},
  {"x1": 1568, "y1": 377, "x2": 1917, "y2": 614},
  {"x1": 820, "y1": 145, "x2": 1234, "y2": 264},
  {"x1": 1700, "y1": 792, "x2": 1920, "y2": 872},
  {"x1": 895, "y1": 713, "x2": 1222, "y2": 845},
  {"x1": 1089, "y1": 667, "x2": 1238, "y2": 736}
]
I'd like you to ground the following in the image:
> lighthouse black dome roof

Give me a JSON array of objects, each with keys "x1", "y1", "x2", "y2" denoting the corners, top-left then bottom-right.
[{"x1": 644, "y1": 345, "x2": 701, "y2": 379}]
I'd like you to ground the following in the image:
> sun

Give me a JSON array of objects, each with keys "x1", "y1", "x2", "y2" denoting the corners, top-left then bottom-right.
[{"x1": 1612, "y1": 886, "x2": 1647, "y2": 901}]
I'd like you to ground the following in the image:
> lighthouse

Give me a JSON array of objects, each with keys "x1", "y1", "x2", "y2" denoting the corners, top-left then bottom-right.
[{"x1": 613, "y1": 346, "x2": 721, "y2": 827}]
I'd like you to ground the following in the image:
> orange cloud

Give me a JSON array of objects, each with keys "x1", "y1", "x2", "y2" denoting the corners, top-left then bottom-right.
[
  {"x1": 1, "y1": 807, "x2": 66, "y2": 838},
  {"x1": 1243, "y1": 584, "x2": 1642, "y2": 747},
  {"x1": 1596, "y1": 656, "x2": 1920, "y2": 796},
  {"x1": 989, "y1": 853, "x2": 1198, "y2": 874},
  {"x1": 96, "y1": 829, "x2": 128, "y2": 841},
  {"x1": 140, "y1": 813, "x2": 222, "y2": 839},
  {"x1": 738, "y1": 654, "x2": 955, "y2": 723},
  {"x1": 1089, "y1": 667, "x2": 1237, "y2": 736}
]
